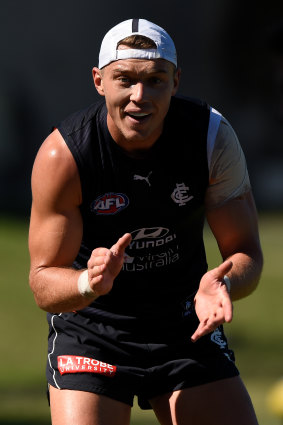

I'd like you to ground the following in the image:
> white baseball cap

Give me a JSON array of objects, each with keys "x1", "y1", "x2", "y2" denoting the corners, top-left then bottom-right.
[{"x1": 98, "y1": 18, "x2": 177, "y2": 69}]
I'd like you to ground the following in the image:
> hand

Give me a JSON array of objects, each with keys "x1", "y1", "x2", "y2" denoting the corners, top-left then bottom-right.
[
  {"x1": 191, "y1": 260, "x2": 233, "y2": 342},
  {"x1": 87, "y1": 233, "x2": 132, "y2": 297}
]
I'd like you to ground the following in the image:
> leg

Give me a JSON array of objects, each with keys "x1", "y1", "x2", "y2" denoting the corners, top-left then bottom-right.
[
  {"x1": 49, "y1": 385, "x2": 131, "y2": 425},
  {"x1": 150, "y1": 376, "x2": 258, "y2": 425}
]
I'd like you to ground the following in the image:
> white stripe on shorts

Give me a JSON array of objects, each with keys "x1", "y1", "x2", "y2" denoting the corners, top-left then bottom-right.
[{"x1": 48, "y1": 313, "x2": 62, "y2": 390}]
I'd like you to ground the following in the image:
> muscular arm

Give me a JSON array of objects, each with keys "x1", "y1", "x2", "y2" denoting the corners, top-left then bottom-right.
[
  {"x1": 191, "y1": 191, "x2": 263, "y2": 341},
  {"x1": 206, "y1": 191, "x2": 263, "y2": 299},
  {"x1": 29, "y1": 129, "x2": 131, "y2": 313},
  {"x1": 29, "y1": 129, "x2": 88, "y2": 312}
]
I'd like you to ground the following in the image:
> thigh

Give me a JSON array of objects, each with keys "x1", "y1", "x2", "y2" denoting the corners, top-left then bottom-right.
[
  {"x1": 49, "y1": 385, "x2": 131, "y2": 425},
  {"x1": 47, "y1": 313, "x2": 144, "y2": 408},
  {"x1": 150, "y1": 376, "x2": 258, "y2": 425}
]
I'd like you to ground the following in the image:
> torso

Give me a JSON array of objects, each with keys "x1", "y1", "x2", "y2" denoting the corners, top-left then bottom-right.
[{"x1": 58, "y1": 96, "x2": 210, "y2": 333}]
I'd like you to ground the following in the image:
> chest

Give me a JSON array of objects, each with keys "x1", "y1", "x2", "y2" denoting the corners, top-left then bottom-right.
[{"x1": 81, "y1": 144, "x2": 208, "y2": 237}]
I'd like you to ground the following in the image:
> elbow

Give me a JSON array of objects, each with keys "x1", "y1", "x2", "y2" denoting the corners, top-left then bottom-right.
[
  {"x1": 246, "y1": 247, "x2": 264, "y2": 295},
  {"x1": 29, "y1": 272, "x2": 38, "y2": 303},
  {"x1": 33, "y1": 296, "x2": 49, "y2": 312},
  {"x1": 29, "y1": 270, "x2": 50, "y2": 312}
]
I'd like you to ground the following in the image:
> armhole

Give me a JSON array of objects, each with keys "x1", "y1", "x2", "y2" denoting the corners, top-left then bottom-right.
[{"x1": 207, "y1": 107, "x2": 222, "y2": 170}]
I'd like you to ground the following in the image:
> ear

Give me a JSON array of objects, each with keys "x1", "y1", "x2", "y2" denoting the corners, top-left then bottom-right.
[
  {"x1": 172, "y1": 67, "x2": 181, "y2": 96},
  {"x1": 92, "y1": 67, "x2": 105, "y2": 96}
]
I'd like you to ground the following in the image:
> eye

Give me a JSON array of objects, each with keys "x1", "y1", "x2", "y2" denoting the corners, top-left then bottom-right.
[
  {"x1": 149, "y1": 77, "x2": 163, "y2": 85},
  {"x1": 118, "y1": 76, "x2": 131, "y2": 85}
]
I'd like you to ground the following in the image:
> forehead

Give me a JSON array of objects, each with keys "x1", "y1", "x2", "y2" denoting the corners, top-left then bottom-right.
[{"x1": 103, "y1": 58, "x2": 174, "y2": 75}]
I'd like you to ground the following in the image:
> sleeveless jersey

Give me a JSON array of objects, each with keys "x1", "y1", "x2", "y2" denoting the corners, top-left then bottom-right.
[{"x1": 58, "y1": 96, "x2": 210, "y2": 336}]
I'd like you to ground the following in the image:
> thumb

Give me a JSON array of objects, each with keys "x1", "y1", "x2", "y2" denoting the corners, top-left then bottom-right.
[{"x1": 215, "y1": 260, "x2": 233, "y2": 279}]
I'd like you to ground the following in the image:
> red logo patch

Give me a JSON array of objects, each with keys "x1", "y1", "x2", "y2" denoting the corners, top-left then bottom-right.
[
  {"x1": 57, "y1": 355, "x2": 117, "y2": 377},
  {"x1": 91, "y1": 193, "x2": 129, "y2": 215}
]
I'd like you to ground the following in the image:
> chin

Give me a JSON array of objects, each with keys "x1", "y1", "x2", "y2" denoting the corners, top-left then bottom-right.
[
  {"x1": 122, "y1": 124, "x2": 161, "y2": 146},
  {"x1": 123, "y1": 132, "x2": 154, "y2": 148}
]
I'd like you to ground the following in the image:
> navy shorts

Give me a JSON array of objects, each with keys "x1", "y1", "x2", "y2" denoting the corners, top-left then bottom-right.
[{"x1": 46, "y1": 302, "x2": 239, "y2": 409}]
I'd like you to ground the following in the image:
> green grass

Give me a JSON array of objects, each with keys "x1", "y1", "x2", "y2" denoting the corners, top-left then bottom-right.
[
  {"x1": 204, "y1": 213, "x2": 283, "y2": 425},
  {"x1": 0, "y1": 213, "x2": 282, "y2": 424}
]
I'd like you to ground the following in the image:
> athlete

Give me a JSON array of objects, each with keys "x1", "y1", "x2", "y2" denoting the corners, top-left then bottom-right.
[{"x1": 29, "y1": 18, "x2": 263, "y2": 425}]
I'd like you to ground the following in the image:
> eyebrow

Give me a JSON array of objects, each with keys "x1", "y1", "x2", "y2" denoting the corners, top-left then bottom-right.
[{"x1": 111, "y1": 67, "x2": 169, "y2": 74}]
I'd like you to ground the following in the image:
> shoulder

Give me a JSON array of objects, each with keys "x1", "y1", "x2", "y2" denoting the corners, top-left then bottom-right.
[
  {"x1": 218, "y1": 115, "x2": 238, "y2": 139},
  {"x1": 214, "y1": 116, "x2": 242, "y2": 160},
  {"x1": 169, "y1": 95, "x2": 209, "y2": 115},
  {"x1": 57, "y1": 99, "x2": 106, "y2": 137},
  {"x1": 166, "y1": 95, "x2": 210, "y2": 138},
  {"x1": 209, "y1": 113, "x2": 247, "y2": 172},
  {"x1": 31, "y1": 129, "x2": 82, "y2": 208},
  {"x1": 207, "y1": 109, "x2": 242, "y2": 167},
  {"x1": 33, "y1": 129, "x2": 76, "y2": 174},
  {"x1": 205, "y1": 114, "x2": 251, "y2": 209}
]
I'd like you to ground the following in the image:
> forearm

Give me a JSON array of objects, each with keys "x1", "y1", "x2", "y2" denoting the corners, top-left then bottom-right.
[
  {"x1": 29, "y1": 233, "x2": 131, "y2": 313},
  {"x1": 206, "y1": 191, "x2": 263, "y2": 301},
  {"x1": 29, "y1": 266, "x2": 95, "y2": 313},
  {"x1": 224, "y1": 250, "x2": 263, "y2": 301}
]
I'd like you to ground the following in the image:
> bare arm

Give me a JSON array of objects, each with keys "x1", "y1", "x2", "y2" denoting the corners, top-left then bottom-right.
[
  {"x1": 191, "y1": 191, "x2": 263, "y2": 341},
  {"x1": 29, "y1": 129, "x2": 131, "y2": 313},
  {"x1": 206, "y1": 191, "x2": 263, "y2": 300}
]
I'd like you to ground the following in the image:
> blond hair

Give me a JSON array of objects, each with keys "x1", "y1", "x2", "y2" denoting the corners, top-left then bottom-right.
[{"x1": 117, "y1": 35, "x2": 157, "y2": 50}]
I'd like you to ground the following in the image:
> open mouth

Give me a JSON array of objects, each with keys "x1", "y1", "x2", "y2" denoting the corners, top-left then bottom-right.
[{"x1": 125, "y1": 111, "x2": 151, "y2": 122}]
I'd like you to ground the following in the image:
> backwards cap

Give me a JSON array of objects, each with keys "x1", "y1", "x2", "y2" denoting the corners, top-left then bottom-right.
[{"x1": 98, "y1": 18, "x2": 177, "y2": 69}]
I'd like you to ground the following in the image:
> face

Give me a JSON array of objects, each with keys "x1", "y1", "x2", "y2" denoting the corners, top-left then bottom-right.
[{"x1": 93, "y1": 58, "x2": 180, "y2": 153}]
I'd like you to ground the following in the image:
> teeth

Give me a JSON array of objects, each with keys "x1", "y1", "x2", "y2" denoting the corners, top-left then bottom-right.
[{"x1": 129, "y1": 112, "x2": 149, "y2": 117}]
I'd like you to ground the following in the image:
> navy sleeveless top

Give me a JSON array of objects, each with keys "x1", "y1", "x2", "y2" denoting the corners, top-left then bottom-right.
[{"x1": 58, "y1": 96, "x2": 210, "y2": 335}]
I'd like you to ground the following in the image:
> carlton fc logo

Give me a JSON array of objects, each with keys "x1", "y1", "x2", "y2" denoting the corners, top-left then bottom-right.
[
  {"x1": 171, "y1": 183, "x2": 194, "y2": 206},
  {"x1": 91, "y1": 193, "x2": 129, "y2": 215}
]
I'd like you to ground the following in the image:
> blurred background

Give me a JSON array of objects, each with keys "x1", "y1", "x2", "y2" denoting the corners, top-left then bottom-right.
[
  {"x1": 1, "y1": 0, "x2": 283, "y2": 214},
  {"x1": 0, "y1": 0, "x2": 282, "y2": 424}
]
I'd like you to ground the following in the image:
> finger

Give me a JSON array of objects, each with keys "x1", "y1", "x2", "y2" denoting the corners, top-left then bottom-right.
[
  {"x1": 89, "y1": 247, "x2": 109, "y2": 259},
  {"x1": 191, "y1": 321, "x2": 222, "y2": 342},
  {"x1": 191, "y1": 316, "x2": 212, "y2": 342},
  {"x1": 88, "y1": 255, "x2": 109, "y2": 267},
  {"x1": 110, "y1": 233, "x2": 132, "y2": 256},
  {"x1": 191, "y1": 322, "x2": 208, "y2": 342},
  {"x1": 88, "y1": 273, "x2": 104, "y2": 286},
  {"x1": 223, "y1": 299, "x2": 233, "y2": 323},
  {"x1": 191, "y1": 308, "x2": 228, "y2": 342},
  {"x1": 89, "y1": 263, "x2": 107, "y2": 277},
  {"x1": 88, "y1": 253, "x2": 110, "y2": 272}
]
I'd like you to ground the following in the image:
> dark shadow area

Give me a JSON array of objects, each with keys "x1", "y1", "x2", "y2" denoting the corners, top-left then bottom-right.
[{"x1": 0, "y1": 1, "x2": 283, "y2": 215}]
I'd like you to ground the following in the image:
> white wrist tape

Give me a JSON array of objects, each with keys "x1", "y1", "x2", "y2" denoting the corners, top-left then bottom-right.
[
  {"x1": 223, "y1": 275, "x2": 231, "y2": 293},
  {"x1": 77, "y1": 270, "x2": 96, "y2": 298}
]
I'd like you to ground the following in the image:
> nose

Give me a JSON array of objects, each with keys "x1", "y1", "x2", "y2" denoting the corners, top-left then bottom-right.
[{"x1": 130, "y1": 82, "x2": 146, "y2": 103}]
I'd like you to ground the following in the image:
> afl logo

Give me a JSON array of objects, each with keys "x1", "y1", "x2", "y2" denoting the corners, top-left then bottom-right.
[{"x1": 91, "y1": 193, "x2": 129, "y2": 215}]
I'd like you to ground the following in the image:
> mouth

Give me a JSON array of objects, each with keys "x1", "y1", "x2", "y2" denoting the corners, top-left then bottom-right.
[{"x1": 125, "y1": 111, "x2": 152, "y2": 122}]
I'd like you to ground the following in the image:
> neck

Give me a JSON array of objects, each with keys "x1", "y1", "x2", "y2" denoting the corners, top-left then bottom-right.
[{"x1": 106, "y1": 113, "x2": 163, "y2": 155}]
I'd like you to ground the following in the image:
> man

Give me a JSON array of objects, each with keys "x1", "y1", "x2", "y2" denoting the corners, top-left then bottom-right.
[{"x1": 29, "y1": 18, "x2": 263, "y2": 425}]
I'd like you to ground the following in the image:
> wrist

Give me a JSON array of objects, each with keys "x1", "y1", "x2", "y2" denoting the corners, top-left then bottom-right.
[{"x1": 77, "y1": 270, "x2": 97, "y2": 299}]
